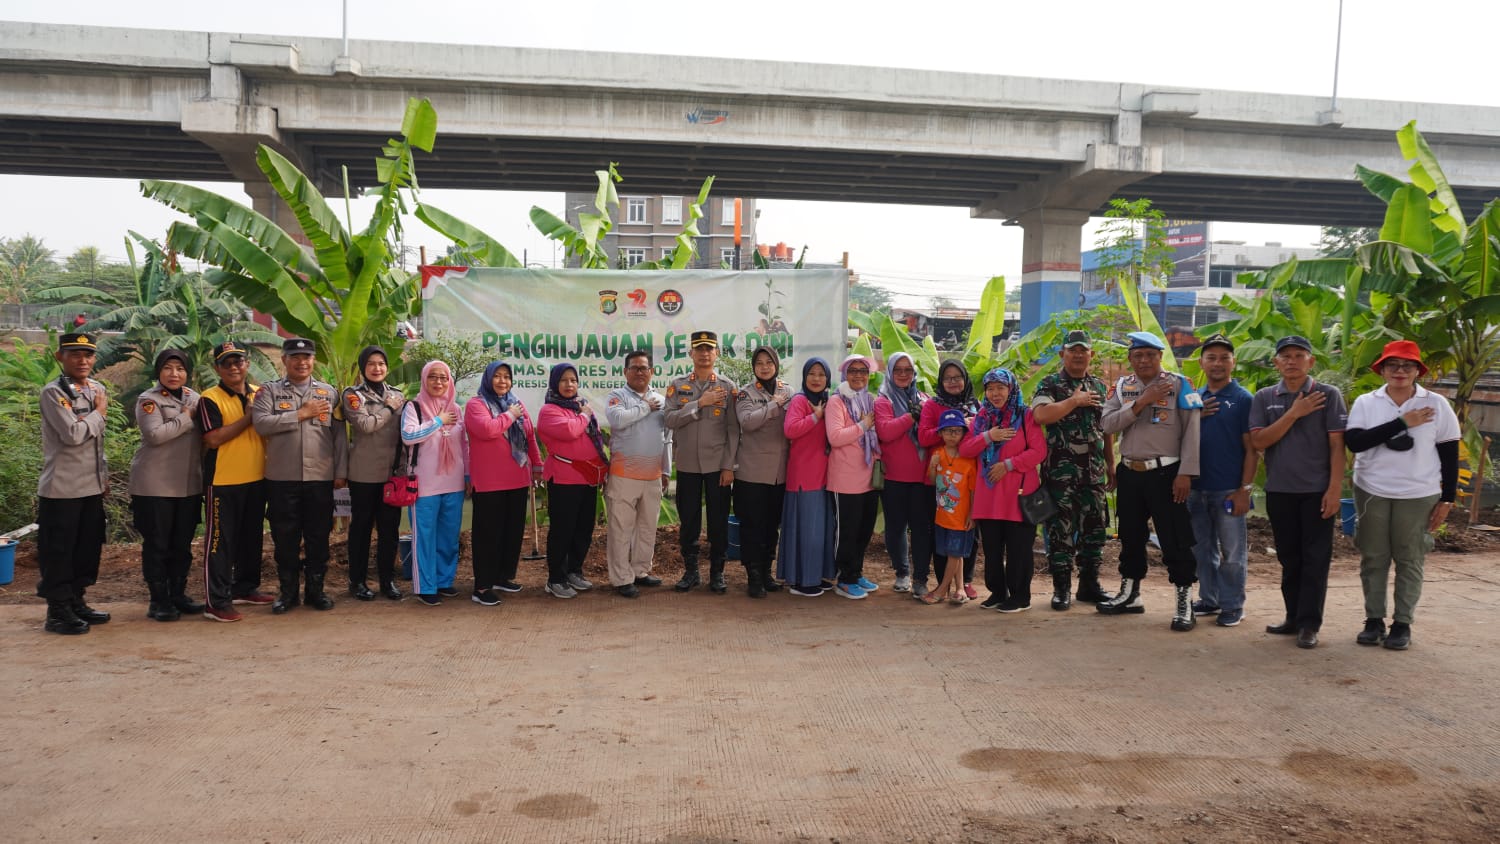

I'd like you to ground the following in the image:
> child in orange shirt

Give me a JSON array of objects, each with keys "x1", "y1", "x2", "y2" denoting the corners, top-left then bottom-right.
[{"x1": 925, "y1": 408, "x2": 977, "y2": 604}]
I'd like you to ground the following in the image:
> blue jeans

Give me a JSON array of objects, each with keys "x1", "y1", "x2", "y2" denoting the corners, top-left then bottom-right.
[{"x1": 1187, "y1": 489, "x2": 1248, "y2": 612}]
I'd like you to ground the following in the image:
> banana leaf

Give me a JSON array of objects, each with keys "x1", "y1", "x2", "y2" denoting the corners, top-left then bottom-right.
[{"x1": 256, "y1": 146, "x2": 353, "y2": 294}]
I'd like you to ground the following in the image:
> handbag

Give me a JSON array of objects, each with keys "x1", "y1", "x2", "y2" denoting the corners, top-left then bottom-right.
[
  {"x1": 555, "y1": 454, "x2": 610, "y2": 486},
  {"x1": 382, "y1": 401, "x2": 422, "y2": 507},
  {"x1": 1016, "y1": 415, "x2": 1058, "y2": 525}
]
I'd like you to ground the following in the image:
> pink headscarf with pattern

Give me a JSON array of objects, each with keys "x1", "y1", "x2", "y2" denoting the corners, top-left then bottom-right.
[{"x1": 417, "y1": 360, "x2": 460, "y2": 474}]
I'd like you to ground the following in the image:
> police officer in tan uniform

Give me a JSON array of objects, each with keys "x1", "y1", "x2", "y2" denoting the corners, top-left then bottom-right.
[
  {"x1": 1099, "y1": 331, "x2": 1203, "y2": 631},
  {"x1": 664, "y1": 330, "x2": 740, "y2": 593},
  {"x1": 252, "y1": 338, "x2": 348, "y2": 613},
  {"x1": 341, "y1": 345, "x2": 405, "y2": 601},
  {"x1": 129, "y1": 348, "x2": 207, "y2": 621},
  {"x1": 36, "y1": 332, "x2": 111, "y2": 635}
]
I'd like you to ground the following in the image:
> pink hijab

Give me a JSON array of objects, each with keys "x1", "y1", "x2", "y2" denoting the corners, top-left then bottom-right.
[{"x1": 417, "y1": 360, "x2": 460, "y2": 474}]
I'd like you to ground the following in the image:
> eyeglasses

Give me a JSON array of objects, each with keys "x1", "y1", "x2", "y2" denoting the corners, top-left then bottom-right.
[
  {"x1": 1382, "y1": 360, "x2": 1419, "y2": 372},
  {"x1": 892, "y1": 366, "x2": 916, "y2": 375},
  {"x1": 626, "y1": 365, "x2": 652, "y2": 372},
  {"x1": 846, "y1": 368, "x2": 868, "y2": 376},
  {"x1": 426, "y1": 375, "x2": 451, "y2": 382},
  {"x1": 941, "y1": 375, "x2": 965, "y2": 384}
]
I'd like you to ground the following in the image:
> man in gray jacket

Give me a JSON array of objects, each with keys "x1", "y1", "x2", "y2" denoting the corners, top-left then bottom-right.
[
  {"x1": 253, "y1": 338, "x2": 348, "y2": 614},
  {"x1": 603, "y1": 349, "x2": 672, "y2": 598},
  {"x1": 36, "y1": 332, "x2": 111, "y2": 635}
]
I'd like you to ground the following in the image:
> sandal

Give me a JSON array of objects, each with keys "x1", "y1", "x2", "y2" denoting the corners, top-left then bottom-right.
[{"x1": 920, "y1": 592, "x2": 942, "y2": 605}]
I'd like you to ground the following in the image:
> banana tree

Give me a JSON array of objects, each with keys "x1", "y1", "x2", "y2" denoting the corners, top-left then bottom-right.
[
  {"x1": 140, "y1": 98, "x2": 437, "y2": 387},
  {"x1": 32, "y1": 231, "x2": 280, "y2": 398}
]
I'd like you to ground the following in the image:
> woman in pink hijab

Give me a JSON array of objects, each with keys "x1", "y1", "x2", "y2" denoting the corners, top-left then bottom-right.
[{"x1": 400, "y1": 360, "x2": 469, "y2": 605}]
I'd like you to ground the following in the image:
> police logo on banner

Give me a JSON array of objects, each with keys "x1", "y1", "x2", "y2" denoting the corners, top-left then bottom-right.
[{"x1": 598, "y1": 290, "x2": 618, "y2": 316}]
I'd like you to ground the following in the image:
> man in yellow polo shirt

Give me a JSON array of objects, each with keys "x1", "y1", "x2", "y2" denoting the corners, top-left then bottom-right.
[{"x1": 196, "y1": 341, "x2": 270, "y2": 621}]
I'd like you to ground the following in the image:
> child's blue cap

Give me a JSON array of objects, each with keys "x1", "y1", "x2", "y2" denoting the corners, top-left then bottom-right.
[{"x1": 938, "y1": 408, "x2": 966, "y2": 431}]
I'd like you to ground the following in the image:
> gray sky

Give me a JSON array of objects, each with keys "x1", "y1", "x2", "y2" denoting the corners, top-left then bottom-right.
[{"x1": 3, "y1": 0, "x2": 1497, "y2": 307}]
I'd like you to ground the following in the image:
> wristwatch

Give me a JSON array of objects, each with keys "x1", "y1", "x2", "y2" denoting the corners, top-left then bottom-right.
[{"x1": 1241, "y1": 484, "x2": 1254, "y2": 491}]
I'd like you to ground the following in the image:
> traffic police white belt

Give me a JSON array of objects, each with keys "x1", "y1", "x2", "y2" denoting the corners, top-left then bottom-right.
[{"x1": 1122, "y1": 455, "x2": 1179, "y2": 472}]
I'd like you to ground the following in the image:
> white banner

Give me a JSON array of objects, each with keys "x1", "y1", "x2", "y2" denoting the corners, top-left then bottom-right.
[{"x1": 419, "y1": 267, "x2": 850, "y2": 408}]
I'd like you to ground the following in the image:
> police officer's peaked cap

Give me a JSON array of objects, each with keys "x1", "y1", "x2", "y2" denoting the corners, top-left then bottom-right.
[
  {"x1": 1126, "y1": 331, "x2": 1166, "y2": 351},
  {"x1": 58, "y1": 332, "x2": 96, "y2": 351},
  {"x1": 690, "y1": 331, "x2": 718, "y2": 349},
  {"x1": 282, "y1": 337, "x2": 317, "y2": 356}
]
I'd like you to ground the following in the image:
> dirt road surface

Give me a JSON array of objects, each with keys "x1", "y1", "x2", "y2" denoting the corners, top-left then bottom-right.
[{"x1": 3, "y1": 549, "x2": 1499, "y2": 842}]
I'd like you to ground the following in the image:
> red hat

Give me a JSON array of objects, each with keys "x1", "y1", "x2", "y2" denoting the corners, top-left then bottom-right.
[{"x1": 1370, "y1": 340, "x2": 1428, "y2": 377}]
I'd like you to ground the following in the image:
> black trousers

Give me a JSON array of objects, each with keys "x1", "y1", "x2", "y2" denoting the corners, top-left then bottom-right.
[
  {"x1": 882, "y1": 479, "x2": 934, "y2": 580},
  {"x1": 978, "y1": 518, "x2": 1037, "y2": 605},
  {"x1": 1266, "y1": 491, "x2": 1335, "y2": 631},
  {"x1": 834, "y1": 490, "x2": 880, "y2": 584},
  {"x1": 131, "y1": 495, "x2": 201, "y2": 585},
  {"x1": 472, "y1": 487, "x2": 529, "y2": 587},
  {"x1": 547, "y1": 481, "x2": 596, "y2": 584},
  {"x1": 203, "y1": 480, "x2": 266, "y2": 607},
  {"x1": 36, "y1": 495, "x2": 105, "y2": 603},
  {"x1": 1115, "y1": 462, "x2": 1198, "y2": 586},
  {"x1": 678, "y1": 471, "x2": 731, "y2": 565},
  {"x1": 265, "y1": 480, "x2": 334, "y2": 582},
  {"x1": 733, "y1": 481, "x2": 784, "y2": 569},
  {"x1": 346, "y1": 480, "x2": 400, "y2": 586}
]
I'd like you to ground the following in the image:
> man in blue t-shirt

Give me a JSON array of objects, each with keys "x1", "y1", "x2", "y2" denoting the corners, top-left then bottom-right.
[{"x1": 1188, "y1": 334, "x2": 1259, "y2": 628}]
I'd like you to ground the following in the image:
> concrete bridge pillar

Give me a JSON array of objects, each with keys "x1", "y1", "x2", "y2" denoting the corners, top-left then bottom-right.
[{"x1": 1016, "y1": 209, "x2": 1089, "y2": 334}]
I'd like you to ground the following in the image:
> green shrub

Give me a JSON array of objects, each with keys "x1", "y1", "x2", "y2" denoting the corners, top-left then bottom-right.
[{"x1": 0, "y1": 398, "x2": 141, "y2": 545}]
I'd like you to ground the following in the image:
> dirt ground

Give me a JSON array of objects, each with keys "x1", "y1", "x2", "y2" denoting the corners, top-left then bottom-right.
[{"x1": 3, "y1": 522, "x2": 1499, "y2": 842}]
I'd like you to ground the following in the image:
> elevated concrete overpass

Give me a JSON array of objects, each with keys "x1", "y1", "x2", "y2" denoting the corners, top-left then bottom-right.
[{"x1": 4, "y1": 21, "x2": 1499, "y2": 329}]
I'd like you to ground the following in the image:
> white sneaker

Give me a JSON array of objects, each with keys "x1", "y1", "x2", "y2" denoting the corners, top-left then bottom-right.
[
  {"x1": 546, "y1": 582, "x2": 578, "y2": 599},
  {"x1": 893, "y1": 576, "x2": 913, "y2": 593}
]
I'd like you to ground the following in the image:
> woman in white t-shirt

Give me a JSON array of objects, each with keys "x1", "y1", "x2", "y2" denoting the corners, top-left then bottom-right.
[{"x1": 1344, "y1": 340, "x2": 1459, "y2": 651}]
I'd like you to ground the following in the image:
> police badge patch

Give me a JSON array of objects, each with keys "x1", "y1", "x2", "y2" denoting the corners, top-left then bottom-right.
[
  {"x1": 142, "y1": 400, "x2": 157, "y2": 414},
  {"x1": 599, "y1": 290, "x2": 618, "y2": 315}
]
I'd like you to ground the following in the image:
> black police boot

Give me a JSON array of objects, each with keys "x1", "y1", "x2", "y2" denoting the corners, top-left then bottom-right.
[
  {"x1": 1383, "y1": 622, "x2": 1412, "y2": 650},
  {"x1": 761, "y1": 560, "x2": 782, "y2": 592},
  {"x1": 147, "y1": 580, "x2": 180, "y2": 622},
  {"x1": 709, "y1": 560, "x2": 727, "y2": 594},
  {"x1": 45, "y1": 600, "x2": 90, "y2": 635},
  {"x1": 674, "y1": 562, "x2": 701, "y2": 592},
  {"x1": 379, "y1": 579, "x2": 403, "y2": 601},
  {"x1": 1050, "y1": 571, "x2": 1072, "y2": 611},
  {"x1": 304, "y1": 573, "x2": 335, "y2": 611},
  {"x1": 746, "y1": 564, "x2": 766, "y2": 599},
  {"x1": 170, "y1": 575, "x2": 205, "y2": 615},
  {"x1": 1170, "y1": 585, "x2": 1196, "y2": 632},
  {"x1": 1074, "y1": 566, "x2": 1107, "y2": 604},
  {"x1": 1097, "y1": 577, "x2": 1144, "y2": 614},
  {"x1": 271, "y1": 572, "x2": 301, "y2": 615},
  {"x1": 72, "y1": 594, "x2": 110, "y2": 625},
  {"x1": 349, "y1": 582, "x2": 376, "y2": 601}
]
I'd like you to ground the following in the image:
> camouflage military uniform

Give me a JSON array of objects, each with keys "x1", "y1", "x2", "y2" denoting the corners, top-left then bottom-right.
[{"x1": 1031, "y1": 371, "x2": 1110, "y2": 576}]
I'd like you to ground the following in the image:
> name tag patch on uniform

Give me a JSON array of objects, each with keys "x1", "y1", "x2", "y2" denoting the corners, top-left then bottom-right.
[{"x1": 142, "y1": 400, "x2": 157, "y2": 414}]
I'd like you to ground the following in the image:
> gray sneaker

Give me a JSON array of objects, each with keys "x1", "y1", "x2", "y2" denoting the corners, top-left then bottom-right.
[
  {"x1": 566, "y1": 573, "x2": 594, "y2": 591},
  {"x1": 546, "y1": 582, "x2": 578, "y2": 599},
  {"x1": 893, "y1": 575, "x2": 913, "y2": 593},
  {"x1": 912, "y1": 582, "x2": 928, "y2": 599}
]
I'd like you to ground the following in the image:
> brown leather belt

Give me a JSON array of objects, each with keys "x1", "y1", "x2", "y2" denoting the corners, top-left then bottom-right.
[{"x1": 1122, "y1": 456, "x2": 1180, "y2": 472}]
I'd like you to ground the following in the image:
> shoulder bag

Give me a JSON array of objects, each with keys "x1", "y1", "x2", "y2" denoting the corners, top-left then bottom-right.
[
  {"x1": 382, "y1": 401, "x2": 422, "y2": 507},
  {"x1": 1016, "y1": 414, "x2": 1058, "y2": 525}
]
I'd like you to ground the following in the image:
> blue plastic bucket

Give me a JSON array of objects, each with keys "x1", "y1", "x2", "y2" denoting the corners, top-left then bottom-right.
[
  {"x1": 1340, "y1": 498, "x2": 1357, "y2": 537},
  {"x1": 727, "y1": 514, "x2": 741, "y2": 561},
  {"x1": 0, "y1": 540, "x2": 15, "y2": 585},
  {"x1": 398, "y1": 534, "x2": 414, "y2": 580}
]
